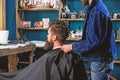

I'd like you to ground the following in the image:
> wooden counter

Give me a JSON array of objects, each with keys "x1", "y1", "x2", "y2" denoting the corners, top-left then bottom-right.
[{"x1": 0, "y1": 43, "x2": 35, "y2": 72}]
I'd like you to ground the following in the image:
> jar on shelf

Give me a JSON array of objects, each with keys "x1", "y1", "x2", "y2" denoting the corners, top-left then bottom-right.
[
  {"x1": 70, "y1": 31, "x2": 75, "y2": 38},
  {"x1": 117, "y1": 28, "x2": 120, "y2": 39},
  {"x1": 78, "y1": 10, "x2": 85, "y2": 18},
  {"x1": 75, "y1": 26, "x2": 83, "y2": 38},
  {"x1": 19, "y1": 0, "x2": 29, "y2": 8},
  {"x1": 117, "y1": 13, "x2": 120, "y2": 18},
  {"x1": 113, "y1": 13, "x2": 118, "y2": 19},
  {"x1": 113, "y1": 30, "x2": 117, "y2": 39},
  {"x1": 53, "y1": 0, "x2": 60, "y2": 9},
  {"x1": 61, "y1": 12, "x2": 70, "y2": 18},
  {"x1": 20, "y1": 21, "x2": 31, "y2": 28},
  {"x1": 70, "y1": 11, "x2": 78, "y2": 19},
  {"x1": 61, "y1": 12, "x2": 67, "y2": 18}
]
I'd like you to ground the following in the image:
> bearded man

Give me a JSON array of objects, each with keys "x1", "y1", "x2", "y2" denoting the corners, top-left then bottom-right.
[{"x1": 0, "y1": 20, "x2": 87, "y2": 80}]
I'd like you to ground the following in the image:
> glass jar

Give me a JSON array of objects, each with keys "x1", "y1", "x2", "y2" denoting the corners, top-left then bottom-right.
[
  {"x1": 75, "y1": 26, "x2": 83, "y2": 38},
  {"x1": 117, "y1": 28, "x2": 120, "y2": 39}
]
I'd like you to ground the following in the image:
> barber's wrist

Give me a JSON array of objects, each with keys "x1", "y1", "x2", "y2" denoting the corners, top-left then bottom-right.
[{"x1": 70, "y1": 44, "x2": 72, "y2": 50}]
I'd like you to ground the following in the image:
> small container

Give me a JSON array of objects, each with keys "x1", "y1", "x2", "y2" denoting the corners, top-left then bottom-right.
[
  {"x1": 117, "y1": 13, "x2": 120, "y2": 18},
  {"x1": 70, "y1": 31, "x2": 75, "y2": 38},
  {"x1": 117, "y1": 28, "x2": 120, "y2": 39},
  {"x1": 78, "y1": 10, "x2": 85, "y2": 18},
  {"x1": 71, "y1": 33, "x2": 75, "y2": 38},
  {"x1": 75, "y1": 26, "x2": 83, "y2": 38},
  {"x1": 71, "y1": 11, "x2": 78, "y2": 19},
  {"x1": 110, "y1": 13, "x2": 114, "y2": 19},
  {"x1": 113, "y1": 13, "x2": 118, "y2": 19},
  {"x1": 62, "y1": 12, "x2": 66, "y2": 18},
  {"x1": 20, "y1": 21, "x2": 31, "y2": 28}
]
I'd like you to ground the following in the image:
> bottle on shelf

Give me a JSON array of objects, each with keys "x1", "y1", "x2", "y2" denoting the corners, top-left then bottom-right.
[
  {"x1": 78, "y1": 10, "x2": 85, "y2": 18},
  {"x1": 117, "y1": 28, "x2": 120, "y2": 39},
  {"x1": 70, "y1": 30, "x2": 75, "y2": 38},
  {"x1": 75, "y1": 26, "x2": 83, "y2": 38}
]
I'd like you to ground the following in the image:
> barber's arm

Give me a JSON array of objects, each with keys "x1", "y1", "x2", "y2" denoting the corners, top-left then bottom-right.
[{"x1": 62, "y1": 11, "x2": 108, "y2": 54}]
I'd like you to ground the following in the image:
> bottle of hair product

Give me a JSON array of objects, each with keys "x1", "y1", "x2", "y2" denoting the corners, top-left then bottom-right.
[
  {"x1": 117, "y1": 28, "x2": 120, "y2": 39},
  {"x1": 75, "y1": 26, "x2": 82, "y2": 38}
]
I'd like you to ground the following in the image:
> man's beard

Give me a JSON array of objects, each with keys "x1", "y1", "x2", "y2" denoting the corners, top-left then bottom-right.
[{"x1": 43, "y1": 38, "x2": 54, "y2": 51}]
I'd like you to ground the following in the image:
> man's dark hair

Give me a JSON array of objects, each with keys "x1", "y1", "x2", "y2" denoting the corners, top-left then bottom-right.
[{"x1": 49, "y1": 20, "x2": 69, "y2": 43}]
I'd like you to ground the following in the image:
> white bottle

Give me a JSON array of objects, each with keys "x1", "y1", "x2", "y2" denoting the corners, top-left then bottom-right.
[
  {"x1": 70, "y1": 31, "x2": 75, "y2": 38},
  {"x1": 117, "y1": 28, "x2": 120, "y2": 39}
]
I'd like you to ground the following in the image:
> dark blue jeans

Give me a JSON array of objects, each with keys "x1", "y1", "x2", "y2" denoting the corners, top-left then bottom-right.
[{"x1": 90, "y1": 61, "x2": 114, "y2": 80}]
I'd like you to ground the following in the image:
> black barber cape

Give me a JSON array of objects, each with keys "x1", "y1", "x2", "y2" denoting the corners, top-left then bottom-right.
[{"x1": 0, "y1": 48, "x2": 87, "y2": 80}]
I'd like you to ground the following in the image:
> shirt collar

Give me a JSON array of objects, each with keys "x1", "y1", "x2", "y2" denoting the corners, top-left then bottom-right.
[
  {"x1": 84, "y1": 4, "x2": 91, "y2": 13},
  {"x1": 53, "y1": 46, "x2": 61, "y2": 50},
  {"x1": 84, "y1": 0, "x2": 102, "y2": 13}
]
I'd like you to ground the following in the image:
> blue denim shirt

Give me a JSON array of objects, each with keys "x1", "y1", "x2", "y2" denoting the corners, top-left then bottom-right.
[{"x1": 72, "y1": 0, "x2": 117, "y2": 62}]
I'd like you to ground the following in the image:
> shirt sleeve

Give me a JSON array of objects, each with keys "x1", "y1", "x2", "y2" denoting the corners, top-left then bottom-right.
[{"x1": 72, "y1": 11, "x2": 109, "y2": 53}]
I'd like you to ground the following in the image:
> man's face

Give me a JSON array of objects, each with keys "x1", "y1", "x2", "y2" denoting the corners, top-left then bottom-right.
[
  {"x1": 43, "y1": 28, "x2": 54, "y2": 51},
  {"x1": 81, "y1": 0, "x2": 89, "y2": 6}
]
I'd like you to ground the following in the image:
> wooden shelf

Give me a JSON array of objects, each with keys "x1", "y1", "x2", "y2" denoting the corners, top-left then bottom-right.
[
  {"x1": 59, "y1": 18, "x2": 120, "y2": 21},
  {"x1": 112, "y1": 18, "x2": 120, "y2": 21},
  {"x1": 18, "y1": 27, "x2": 48, "y2": 30},
  {"x1": 66, "y1": 37, "x2": 80, "y2": 41},
  {"x1": 115, "y1": 39, "x2": 120, "y2": 42},
  {"x1": 114, "y1": 60, "x2": 120, "y2": 64},
  {"x1": 18, "y1": 8, "x2": 59, "y2": 11},
  {"x1": 59, "y1": 18, "x2": 84, "y2": 21}
]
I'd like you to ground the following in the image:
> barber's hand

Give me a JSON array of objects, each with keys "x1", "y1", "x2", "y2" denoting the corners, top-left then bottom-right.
[{"x1": 61, "y1": 44, "x2": 72, "y2": 53}]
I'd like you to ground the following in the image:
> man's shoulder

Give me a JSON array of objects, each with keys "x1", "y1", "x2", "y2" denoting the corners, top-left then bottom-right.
[
  {"x1": 64, "y1": 52, "x2": 83, "y2": 64},
  {"x1": 38, "y1": 49, "x2": 60, "y2": 59},
  {"x1": 92, "y1": 3, "x2": 109, "y2": 17}
]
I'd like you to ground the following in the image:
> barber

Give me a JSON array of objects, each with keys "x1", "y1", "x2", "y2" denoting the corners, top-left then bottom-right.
[{"x1": 61, "y1": 0, "x2": 117, "y2": 80}]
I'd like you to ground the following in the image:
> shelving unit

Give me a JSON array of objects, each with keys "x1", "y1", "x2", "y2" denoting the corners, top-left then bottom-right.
[
  {"x1": 18, "y1": 8, "x2": 59, "y2": 11},
  {"x1": 16, "y1": 0, "x2": 60, "y2": 39},
  {"x1": 16, "y1": 0, "x2": 120, "y2": 39},
  {"x1": 16, "y1": 0, "x2": 120, "y2": 42},
  {"x1": 17, "y1": 27, "x2": 48, "y2": 31}
]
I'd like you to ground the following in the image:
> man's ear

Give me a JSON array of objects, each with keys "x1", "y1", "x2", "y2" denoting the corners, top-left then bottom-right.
[{"x1": 52, "y1": 35, "x2": 57, "y2": 41}]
